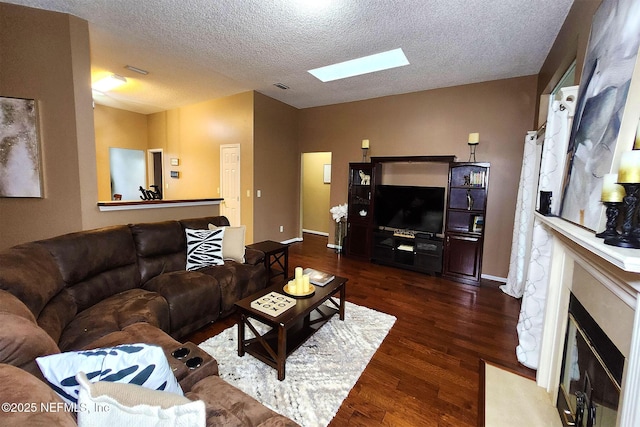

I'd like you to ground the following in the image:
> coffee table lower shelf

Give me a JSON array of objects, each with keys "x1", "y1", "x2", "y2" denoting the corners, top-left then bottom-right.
[
  {"x1": 235, "y1": 276, "x2": 347, "y2": 381},
  {"x1": 241, "y1": 305, "x2": 336, "y2": 368}
]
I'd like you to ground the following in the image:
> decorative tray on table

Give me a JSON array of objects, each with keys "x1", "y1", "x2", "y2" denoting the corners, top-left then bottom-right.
[{"x1": 283, "y1": 283, "x2": 315, "y2": 298}]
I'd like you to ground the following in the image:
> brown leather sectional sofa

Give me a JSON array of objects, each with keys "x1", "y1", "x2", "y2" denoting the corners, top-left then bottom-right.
[{"x1": 0, "y1": 216, "x2": 298, "y2": 426}]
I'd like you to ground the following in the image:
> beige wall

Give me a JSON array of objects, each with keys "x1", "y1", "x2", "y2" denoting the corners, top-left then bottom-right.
[
  {"x1": 94, "y1": 105, "x2": 149, "y2": 200},
  {"x1": 146, "y1": 92, "x2": 255, "y2": 240},
  {"x1": 379, "y1": 162, "x2": 450, "y2": 187},
  {"x1": 95, "y1": 92, "x2": 299, "y2": 246},
  {"x1": 298, "y1": 76, "x2": 538, "y2": 278},
  {"x1": 253, "y1": 92, "x2": 299, "y2": 243},
  {"x1": 302, "y1": 152, "x2": 332, "y2": 234},
  {"x1": 0, "y1": 4, "x2": 223, "y2": 250},
  {"x1": 0, "y1": 4, "x2": 87, "y2": 248},
  {"x1": 148, "y1": 93, "x2": 252, "y2": 199}
]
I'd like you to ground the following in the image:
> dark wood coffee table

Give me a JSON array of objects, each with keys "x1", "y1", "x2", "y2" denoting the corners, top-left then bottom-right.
[{"x1": 234, "y1": 275, "x2": 347, "y2": 380}]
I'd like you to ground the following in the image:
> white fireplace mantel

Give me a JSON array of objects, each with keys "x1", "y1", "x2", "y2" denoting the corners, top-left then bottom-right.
[
  {"x1": 535, "y1": 213, "x2": 640, "y2": 427},
  {"x1": 539, "y1": 215, "x2": 640, "y2": 276}
]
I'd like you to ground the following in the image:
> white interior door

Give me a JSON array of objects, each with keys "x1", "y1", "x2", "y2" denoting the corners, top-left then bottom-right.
[{"x1": 220, "y1": 144, "x2": 241, "y2": 225}]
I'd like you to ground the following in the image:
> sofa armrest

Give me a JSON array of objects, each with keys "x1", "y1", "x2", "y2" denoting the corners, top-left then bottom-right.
[
  {"x1": 0, "y1": 364, "x2": 77, "y2": 426},
  {"x1": 244, "y1": 248, "x2": 264, "y2": 266}
]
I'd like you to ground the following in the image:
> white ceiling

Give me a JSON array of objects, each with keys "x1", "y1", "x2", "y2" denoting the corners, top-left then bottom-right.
[{"x1": 4, "y1": 0, "x2": 574, "y2": 114}]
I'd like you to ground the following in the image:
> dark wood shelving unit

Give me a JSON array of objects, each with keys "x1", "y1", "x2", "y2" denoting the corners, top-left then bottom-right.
[
  {"x1": 372, "y1": 230, "x2": 443, "y2": 274},
  {"x1": 346, "y1": 155, "x2": 454, "y2": 274},
  {"x1": 346, "y1": 156, "x2": 490, "y2": 285},
  {"x1": 442, "y1": 162, "x2": 490, "y2": 286},
  {"x1": 345, "y1": 162, "x2": 380, "y2": 259},
  {"x1": 370, "y1": 155, "x2": 456, "y2": 164}
]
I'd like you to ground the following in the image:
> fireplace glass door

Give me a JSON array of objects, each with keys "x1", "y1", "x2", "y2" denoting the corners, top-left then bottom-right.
[{"x1": 557, "y1": 313, "x2": 621, "y2": 427}]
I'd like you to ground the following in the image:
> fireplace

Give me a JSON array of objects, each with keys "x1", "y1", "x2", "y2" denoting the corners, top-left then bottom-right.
[
  {"x1": 534, "y1": 214, "x2": 640, "y2": 427},
  {"x1": 557, "y1": 294, "x2": 624, "y2": 426}
]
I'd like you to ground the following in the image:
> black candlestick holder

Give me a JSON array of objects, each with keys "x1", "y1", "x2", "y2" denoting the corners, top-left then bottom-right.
[
  {"x1": 605, "y1": 183, "x2": 640, "y2": 248},
  {"x1": 595, "y1": 201, "x2": 621, "y2": 239}
]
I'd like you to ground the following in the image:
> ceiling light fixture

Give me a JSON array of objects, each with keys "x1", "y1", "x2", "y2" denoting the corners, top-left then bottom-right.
[
  {"x1": 308, "y1": 48, "x2": 410, "y2": 83},
  {"x1": 92, "y1": 74, "x2": 127, "y2": 92},
  {"x1": 125, "y1": 65, "x2": 149, "y2": 75}
]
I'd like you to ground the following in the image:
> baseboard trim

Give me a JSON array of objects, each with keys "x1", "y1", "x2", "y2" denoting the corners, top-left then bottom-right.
[
  {"x1": 281, "y1": 237, "x2": 303, "y2": 244},
  {"x1": 481, "y1": 273, "x2": 507, "y2": 283},
  {"x1": 302, "y1": 229, "x2": 329, "y2": 237}
]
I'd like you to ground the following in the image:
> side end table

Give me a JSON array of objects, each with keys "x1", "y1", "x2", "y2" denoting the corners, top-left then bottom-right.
[{"x1": 246, "y1": 240, "x2": 289, "y2": 283}]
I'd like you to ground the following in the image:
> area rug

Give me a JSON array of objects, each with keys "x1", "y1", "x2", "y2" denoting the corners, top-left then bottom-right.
[
  {"x1": 483, "y1": 362, "x2": 562, "y2": 427},
  {"x1": 199, "y1": 301, "x2": 396, "y2": 427}
]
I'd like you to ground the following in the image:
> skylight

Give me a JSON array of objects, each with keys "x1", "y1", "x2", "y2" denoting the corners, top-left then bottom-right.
[{"x1": 308, "y1": 48, "x2": 410, "y2": 82}]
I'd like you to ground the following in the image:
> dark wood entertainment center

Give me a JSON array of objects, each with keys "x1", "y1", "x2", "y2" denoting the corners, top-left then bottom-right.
[{"x1": 345, "y1": 156, "x2": 490, "y2": 286}]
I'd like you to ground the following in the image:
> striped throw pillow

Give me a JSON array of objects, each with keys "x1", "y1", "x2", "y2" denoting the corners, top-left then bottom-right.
[
  {"x1": 36, "y1": 343, "x2": 182, "y2": 406},
  {"x1": 185, "y1": 228, "x2": 225, "y2": 271}
]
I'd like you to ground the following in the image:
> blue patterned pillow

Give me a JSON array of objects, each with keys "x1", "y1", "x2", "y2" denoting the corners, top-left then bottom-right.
[
  {"x1": 36, "y1": 343, "x2": 183, "y2": 406},
  {"x1": 185, "y1": 228, "x2": 225, "y2": 271}
]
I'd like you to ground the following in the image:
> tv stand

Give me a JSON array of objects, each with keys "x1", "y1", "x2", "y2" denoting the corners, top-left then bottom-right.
[{"x1": 372, "y1": 230, "x2": 443, "y2": 274}]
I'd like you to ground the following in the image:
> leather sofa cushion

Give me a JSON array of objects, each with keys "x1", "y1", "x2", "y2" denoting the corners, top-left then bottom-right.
[
  {"x1": 0, "y1": 290, "x2": 60, "y2": 378},
  {"x1": 143, "y1": 270, "x2": 221, "y2": 336},
  {"x1": 245, "y1": 247, "x2": 265, "y2": 266},
  {"x1": 0, "y1": 289, "x2": 36, "y2": 322},
  {"x1": 186, "y1": 375, "x2": 299, "y2": 427},
  {"x1": 129, "y1": 220, "x2": 187, "y2": 284},
  {"x1": 81, "y1": 324, "x2": 219, "y2": 393},
  {"x1": 0, "y1": 313, "x2": 59, "y2": 373},
  {"x1": 0, "y1": 243, "x2": 66, "y2": 318},
  {"x1": 197, "y1": 262, "x2": 237, "y2": 315},
  {"x1": 180, "y1": 216, "x2": 230, "y2": 230},
  {"x1": 36, "y1": 288, "x2": 77, "y2": 343},
  {"x1": 197, "y1": 261, "x2": 266, "y2": 316},
  {"x1": 0, "y1": 364, "x2": 76, "y2": 427},
  {"x1": 233, "y1": 262, "x2": 268, "y2": 300},
  {"x1": 58, "y1": 288, "x2": 170, "y2": 351},
  {"x1": 37, "y1": 225, "x2": 140, "y2": 312},
  {"x1": 82, "y1": 322, "x2": 183, "y2": 351}
]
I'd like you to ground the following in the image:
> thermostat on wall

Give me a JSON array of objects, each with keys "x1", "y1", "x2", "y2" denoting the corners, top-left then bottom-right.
[{"x1": 170, "y1": 171, "x2": 179, "y2": 178}]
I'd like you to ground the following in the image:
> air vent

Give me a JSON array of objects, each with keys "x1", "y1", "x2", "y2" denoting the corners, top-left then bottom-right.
[
  {"x1": 124, "y1": 65, "x2": 149, "y2": 75},
  {"x1": 273, "y1": 83, "x2": 289, "y2": 90}
]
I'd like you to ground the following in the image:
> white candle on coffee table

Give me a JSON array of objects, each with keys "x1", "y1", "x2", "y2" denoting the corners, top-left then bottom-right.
[
  {"x1": 294, "y1": 267, "x2": 303, "y2": 294},
  {"x1": 303, "y1": 274, "x2": 311, "y2": 292}
]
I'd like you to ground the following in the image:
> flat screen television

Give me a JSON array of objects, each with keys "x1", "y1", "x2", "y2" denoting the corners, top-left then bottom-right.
[{"x1": 374, "y1": 185, "x2": 445, "y2": 234}]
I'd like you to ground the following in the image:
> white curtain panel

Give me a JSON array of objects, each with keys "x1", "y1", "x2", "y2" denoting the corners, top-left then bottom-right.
[
  {"x1": 515, "y1": 86, "x2": 578, "y2": 369},
  {"x1": 502, "y1": 131, "x2": 540, "y2": 298}
]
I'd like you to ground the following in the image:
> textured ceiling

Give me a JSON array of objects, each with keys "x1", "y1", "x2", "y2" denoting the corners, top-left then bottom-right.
[{"x1": 4, "y1": 0, "x2": 574, "y2": 114}]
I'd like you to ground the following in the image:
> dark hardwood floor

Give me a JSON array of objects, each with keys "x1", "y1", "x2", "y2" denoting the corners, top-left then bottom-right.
[{"x1": 185, "y1": 233, "x2": 534, "y2": 426}]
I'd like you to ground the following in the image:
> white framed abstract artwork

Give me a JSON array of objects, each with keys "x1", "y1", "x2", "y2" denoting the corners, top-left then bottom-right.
[
  {"x1": 559, "y1": 0, "x2": 640, "y2": 231},
  {"x1": 0, "y1": 96, "x2": 43, "y2": 198}
]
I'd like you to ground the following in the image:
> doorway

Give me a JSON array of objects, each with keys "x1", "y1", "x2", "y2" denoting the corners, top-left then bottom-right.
[
  {"x1": 147, "y1": 149, "x2": 163, "y2": 194},
  {"x1": 301, "y1": 152, "x2": 332, "y2": 236},
  {"x1": 220, "y1": 144, "x2": 241, "y2": 226}
]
